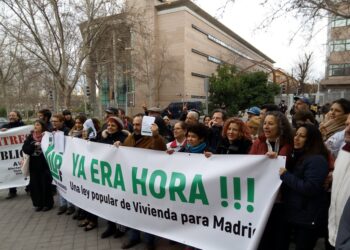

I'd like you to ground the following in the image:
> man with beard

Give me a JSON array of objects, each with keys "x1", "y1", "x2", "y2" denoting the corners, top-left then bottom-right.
[
  {"x1": 121, "y1": 114, "x2": 166, "y2": 250},
  {"x1": 0, "y1": 111, "x2": 25, "y2": 199}
]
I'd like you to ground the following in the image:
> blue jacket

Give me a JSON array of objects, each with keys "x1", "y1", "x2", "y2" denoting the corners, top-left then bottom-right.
[{"x1": 281, "y1": 154, "x2": 329, "y2": 227}]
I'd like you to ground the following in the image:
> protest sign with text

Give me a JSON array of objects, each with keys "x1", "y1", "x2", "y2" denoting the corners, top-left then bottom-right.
[
  {"x1": 0, "y1": 125, "x2": 32, "y2": 189},
  {"x1": 42, "y1": 134, "x2": 284, "y2": 250}
]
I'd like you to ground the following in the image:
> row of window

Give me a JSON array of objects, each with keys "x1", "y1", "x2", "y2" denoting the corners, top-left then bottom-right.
[
  {"x1": 331, "y1": 16, "x2": 350, "y2": 27},
  {"x1": 329, "y1": 64, "x2": 350, "y2": 76},
  {"x1": 330, "y1": 39, "x2": 350, "y2": 52}
]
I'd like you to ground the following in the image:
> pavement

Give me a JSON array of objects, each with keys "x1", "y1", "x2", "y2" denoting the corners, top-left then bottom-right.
[
  {"x1": 0, "y1": 188, "x2": 183, "y2": 250},
  {"x1": 0, "y1": 188, "x2": 327, "y2": 250}
]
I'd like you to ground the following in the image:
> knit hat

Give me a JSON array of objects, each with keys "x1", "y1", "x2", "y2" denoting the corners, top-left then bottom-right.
[
  {"x1": 247, "y1": 106, "x2": 261, "y2": 116},
  {"x1": 107, "y1": 116, "x2": 124, "y2": 130}
]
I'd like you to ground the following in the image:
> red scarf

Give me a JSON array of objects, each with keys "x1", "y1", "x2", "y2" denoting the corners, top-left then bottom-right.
[{"x1": 169, "y1": 139, "x2": 187, "y2": 148}]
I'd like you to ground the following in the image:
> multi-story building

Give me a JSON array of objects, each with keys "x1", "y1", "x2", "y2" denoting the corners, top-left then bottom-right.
[
  {"x1": 83, "y1": 0, "x2": 275, "y2": 115},
  {"x1": 321, "y1": 10, "x2": 350, "y2": 100}
]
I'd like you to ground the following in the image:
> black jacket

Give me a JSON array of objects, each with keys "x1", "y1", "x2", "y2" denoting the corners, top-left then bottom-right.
[
  {"x1": 1, "y1": 120, "x2": 25, "y2": 129},
  {"x1": 98, "y1": 130, "x2": 128, "y2": 145},
  {"x1": 281, "y1": 154, "x2": 329, "y2": 227},
  {"x1": 215, "y1": 138, "x2": 252, "y2": 155}
]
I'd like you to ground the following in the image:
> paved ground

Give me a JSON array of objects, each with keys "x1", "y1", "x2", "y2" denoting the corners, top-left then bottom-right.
[
  {"x1": 0, "y1": 188, "x2": 183, "y2": 250},
  {"x1": 0, "y1": 188, "x2": 327, "y2": 250}
]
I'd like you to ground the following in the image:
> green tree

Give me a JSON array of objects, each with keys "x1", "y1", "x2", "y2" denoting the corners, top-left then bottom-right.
[{"x1": 209, "y1": 64, "x2": 280, "y2": 115}]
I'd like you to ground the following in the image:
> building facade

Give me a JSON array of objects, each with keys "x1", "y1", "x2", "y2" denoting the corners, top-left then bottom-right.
[
  {"x1": 321, "y1": 8, "x2": 350, "y2": 100},
  {"x1": 84, "y1": 0, "x2": 275, "y2": 115}
]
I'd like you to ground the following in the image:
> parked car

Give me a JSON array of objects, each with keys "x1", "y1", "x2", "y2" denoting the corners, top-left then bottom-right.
[{"x1": 0, "y1": 117, "x2": 8, "y2": 128}]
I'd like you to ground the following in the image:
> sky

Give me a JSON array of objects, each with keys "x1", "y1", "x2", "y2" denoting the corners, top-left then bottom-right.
[{"x1": 195, "y1": 0, "x2": 328, "y2": 80}]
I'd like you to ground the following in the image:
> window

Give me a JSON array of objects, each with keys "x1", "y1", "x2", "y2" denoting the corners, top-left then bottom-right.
[
  {"x1": 329, "y1": 39, "x2": 350, "y2": 52},
  {"x1": 329, "y1": 64, "x2": 350, "y2": 76},
  {"x1": 331, "y1": 16, "x2": 350, "y2": 27}
]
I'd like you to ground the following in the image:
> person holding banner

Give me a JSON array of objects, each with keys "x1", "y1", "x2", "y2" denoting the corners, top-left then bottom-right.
[
  {"x1": 279, "y1": 123, "x2": 330, "y2": 250},
  {"x1": 249, "y1": 111, "x2": 293, "y2": 250},
  {"x1": 166, "y1": 121, "x2": 187, "y2": 152},
  {"x1": 22, "y1": 120, "x2": 54, "y2": 211},
  {"x1": 98, "y1": 116, "x2": 130, "y2": 237},
  {"x1": 215, "y1": 118, "x2": 252, "y2": 155},
  {"x1": 52, "y1": 114, "x2": 74, "y2": 215},
  {"x1": 74, "y1": 118, "x2": 101, "y2": 228},
  {"x1": 179, "y1": 123, "x2": 209, "y2": 154},
  {"x1": 122, "y1": 114, "x2": 166, "y2": 250},
  {"x1": 1, "y1": 110, "x2": 25, "y2": 199}
]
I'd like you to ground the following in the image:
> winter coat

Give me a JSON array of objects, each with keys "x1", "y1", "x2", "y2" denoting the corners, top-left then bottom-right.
[
  {"x1": 281, "y1": 154, "x2": 329, "y2": 228},
  {"x1": 0, "y1": 120, "x2": 25, "y2": 129},
  {"x1": 216, "y1": 138, "x2": 252, "y2": 155},
  {"x1": 329, "y1": 148, "x2": 350, "y2": 246},
  {"x1": 98, "y1": 129, "x2": 129, "y2": 145},
  {"x1": 123, "y1": 133, "x2": 166, "y2": 151},
  {"x1": 336, "y1": 196, "x2": 350, "y2": 250},
  {"x1": 249, "y1": 135, "x2": 293, "y2": 158}
]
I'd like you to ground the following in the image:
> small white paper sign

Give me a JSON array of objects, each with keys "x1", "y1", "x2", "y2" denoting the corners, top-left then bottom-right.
[
  {"x1": 141, "y1": 116, "x2": 155, "y2": 136},
  {"x1": 53, "y1": 131, "x2": 65, "y2": 153}
]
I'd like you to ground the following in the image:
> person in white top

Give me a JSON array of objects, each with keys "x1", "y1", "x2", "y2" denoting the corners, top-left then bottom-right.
[
  {"x1": 328, "y1": 114, "x2": 350, "y2": 247},
  {"x1": 166, "y1": 121, "x2": 187, "y2": 152}
]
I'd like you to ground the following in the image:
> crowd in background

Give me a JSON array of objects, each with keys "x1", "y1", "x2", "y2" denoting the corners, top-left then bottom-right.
[{"x1": 1, "y1": 95, "x2": 350, "y2": 250}]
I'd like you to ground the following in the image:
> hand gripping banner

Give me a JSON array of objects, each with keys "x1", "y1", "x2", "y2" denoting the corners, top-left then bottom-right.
[{"x1": 42, "y1": 133, "x2": 285, "y2": 250}]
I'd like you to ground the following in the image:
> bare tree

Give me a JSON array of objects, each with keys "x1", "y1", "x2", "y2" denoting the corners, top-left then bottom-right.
[
  {"x1": 293, "y1": 52, "x2": 313, "y2": 94},
  {"x1": 0, "y1": 0, "x2": 124, "y2": 110},
  {"x1": 215, "y1": 0, "x2": 349, "y2": 41},
  {"x1": 0, "y1": 31, "x2": 18, "y2": 113}
]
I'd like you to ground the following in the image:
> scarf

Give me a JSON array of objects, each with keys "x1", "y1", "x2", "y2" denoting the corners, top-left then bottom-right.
[
  {"x1": 320, "y1": 114, "x2": 348, "y2": 141},
  {"x1": 169, "y1": 139, "x2": 187, "y2": 148},
  {"x1": 266, "y1": 138, "x2": 280, "y2": 153},
  {"x1": 69, "y1": 129, "x2": 83, "y2": 138},
  {"x1": 185, "y1": 142, "x2": 207, "y2": 153},
  {"x1": 33, "y1": 131, "x2": 43, "y2": 142}
]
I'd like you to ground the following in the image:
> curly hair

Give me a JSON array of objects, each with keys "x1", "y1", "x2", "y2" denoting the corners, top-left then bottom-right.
[
  {"x1": 186, "y1": 123, "x2": 208, "y2": 140},
  {"x1": 222, "y1": 118, "x2": 251, "y2": 141},
  {"x1": 261, "y1": 111, "x2": 293, "y2": 145}
]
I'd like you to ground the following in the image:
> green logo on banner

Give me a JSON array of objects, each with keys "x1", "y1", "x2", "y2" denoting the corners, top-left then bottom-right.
[{"x1": 44, "y1": 144, "x2": 63, "y2": 181}]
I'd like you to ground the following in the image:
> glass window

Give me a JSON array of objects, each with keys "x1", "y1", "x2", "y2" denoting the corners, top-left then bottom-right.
[
  {"x1": 332, "y1": 17, "x2": 348, "y2": 27},
  {"x1": 330, "y1": 40, "x2": 350, "y2": 52},
  {"x1": 329, "y1": 64, "x2": 344, "y2": 76},
  {"x1": 345, "y1": 64, "x2": 350, "y2": 76},
  {"x1": 346, "y1": 40, "x2": 350, "y2": 51}
]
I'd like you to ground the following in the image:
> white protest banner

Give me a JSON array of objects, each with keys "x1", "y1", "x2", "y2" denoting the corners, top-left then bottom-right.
[
  {"x1": 42, "y1": 134, "x2": 284, "y2": 250},
  {"x1": 0, "y1": 125, "x2": 32, "y2": 189}
]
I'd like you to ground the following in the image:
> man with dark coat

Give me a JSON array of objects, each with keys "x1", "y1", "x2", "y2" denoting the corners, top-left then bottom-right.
[
  {"x1": 0, "y1": 111, "x2": 25, "y2": 199},
  {"x1": 207, "y1": 109, "x2": 227, "y2": 152},
  {"x1": 121, "y1": 114, "x2": 166, "y2": 250}
]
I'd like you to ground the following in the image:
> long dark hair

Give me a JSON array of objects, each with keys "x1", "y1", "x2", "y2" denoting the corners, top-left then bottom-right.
[{"x1": 297, "y1": 123, "x2": 329, "y2": 161}]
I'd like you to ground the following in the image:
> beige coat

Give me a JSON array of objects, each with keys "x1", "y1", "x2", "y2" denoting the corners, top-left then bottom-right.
[{"x1": 328, "y1": 149, "x2": 350, "y2": 246}]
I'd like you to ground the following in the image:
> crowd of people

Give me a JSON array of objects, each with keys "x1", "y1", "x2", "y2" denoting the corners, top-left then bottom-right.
[{"x1": 1, "y1": 95, "x2": 350, "y2": 250}]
